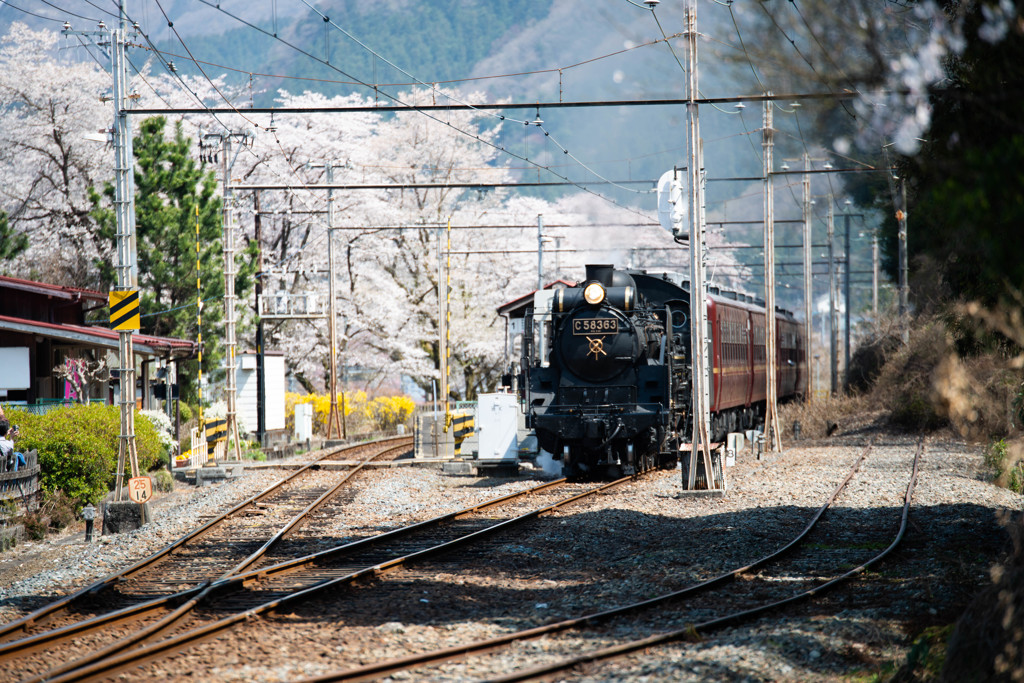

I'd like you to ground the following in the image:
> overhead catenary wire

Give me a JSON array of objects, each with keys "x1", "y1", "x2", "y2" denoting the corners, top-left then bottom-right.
[
  {"x1": 182, "y1": 0, "x2": 664, "y2": 219},
  {"x1": 0, "y1": 0, "x2": 67, "y2": 23},
  {"x1": 61, "y1": 0, "x2": 880, "y2": 290},
  {"x1": 127, "y1": 30, "x2": 683, "y2": 92},
  {"x1": 756, "y1": 1, "x2": 856, "y2": 118},
  {"x1": 112, "y1": 6, "x2": 349, "y2": 270}
]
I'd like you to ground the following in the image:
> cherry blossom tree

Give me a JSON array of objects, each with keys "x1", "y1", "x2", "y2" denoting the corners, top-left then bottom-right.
[{"x1": 0, "y1": 23, "x2": 110, "y2": 285}]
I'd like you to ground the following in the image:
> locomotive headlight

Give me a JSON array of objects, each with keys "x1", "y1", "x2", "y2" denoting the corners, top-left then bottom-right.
[{"x1": 583, "y1": 282, "x2": 606, "y2": 305}]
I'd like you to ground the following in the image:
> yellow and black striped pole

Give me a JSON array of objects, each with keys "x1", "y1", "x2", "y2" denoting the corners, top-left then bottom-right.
[
  {"x1": 195, "y1": 205, "x2": 204, "y2": 439},
  {"x1": 444, "y1": 217, "x2": 453, "y2": 431}
]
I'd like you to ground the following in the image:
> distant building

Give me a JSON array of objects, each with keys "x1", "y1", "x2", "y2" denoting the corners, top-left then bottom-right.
[
  {"x1": 0, "y1": 275, "x2": 196, "y2": 410},
  {"x1": 496, "y1": 279, "x2": 575, "y2": 368}
]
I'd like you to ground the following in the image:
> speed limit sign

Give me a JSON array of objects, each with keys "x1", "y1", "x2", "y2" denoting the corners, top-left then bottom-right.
[{"x1": 128, "y1": 476, "x2": 153, "y2": 504}]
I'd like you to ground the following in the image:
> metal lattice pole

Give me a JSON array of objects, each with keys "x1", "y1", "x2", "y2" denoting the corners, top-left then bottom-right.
[
  {"x1": 112, "y1": 7, "x2": 140, "y2": 497},
  {"x1": 215, "y1": 134, "x2": 244, "y2": 460}
]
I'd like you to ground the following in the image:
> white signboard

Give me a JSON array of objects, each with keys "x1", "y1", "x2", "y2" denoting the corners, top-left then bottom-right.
[{"x1": 0, "y1": 347, "x2": 30, "y2": 390}]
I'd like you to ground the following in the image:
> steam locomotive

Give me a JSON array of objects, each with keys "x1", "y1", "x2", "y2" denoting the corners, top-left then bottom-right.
[{"x1": 520, "y1": 264, "x2": 807, "y2": 479}]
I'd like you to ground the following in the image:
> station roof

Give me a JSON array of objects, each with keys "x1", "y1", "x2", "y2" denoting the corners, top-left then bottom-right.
[
  {"x1": 0, "y1": 314, "x2": 197, "y2": 359},
  {"x1": 0, "y1": 275, "x2": 106, "y2": 303},
  {"x1": 496, "y1": 279, "x2": 576, "y2": 318}
]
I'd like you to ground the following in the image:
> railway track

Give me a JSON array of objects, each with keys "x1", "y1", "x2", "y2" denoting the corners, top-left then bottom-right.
[
  {"x1": 292, "y1": 440, "x2": 923, "y2": 682},
  {"x1": 6, "y1": 466, "x2": 643, "y2": 682},
  {"x1": 0, "y1": 436, "x2": 411, "y2": 678}
]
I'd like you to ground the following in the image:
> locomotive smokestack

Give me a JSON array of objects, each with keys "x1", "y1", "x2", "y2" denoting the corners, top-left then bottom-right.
[{"x1": 586, "y1": 264, "x2": 615, "y2": 286}]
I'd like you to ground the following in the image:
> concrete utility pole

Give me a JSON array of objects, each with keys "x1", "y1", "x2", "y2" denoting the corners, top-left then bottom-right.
[
  {"x1": 433, "y1": 220, "x2": 453, "y2": 432},
  {"x1": 325, "y1": 163, "x2": 343, "y2": 440},
  {"x1": 872, "y1": 229, "x2": 880, "y2": 317},
  {"x1": 802, "y1": 153, "x2": 813, "y2": 402},
  {"x1": 537, "y1": 214, "x2": 544, "y2": 290},
  {"x1": 683, "y1": 1, "x2": 715, "y2": 490},
  {"x1": 254, "y1": 192, "x2": 266, "y2": 445},
  {"x1": 843, "y1": 204, "x2": 852, "y2": 393},
  {"x1": 762, "y1": 97, "x2": 781, "y2": 452},
  {"x1": 828, "y1": 199, "x2": 838, "y2": 395}
]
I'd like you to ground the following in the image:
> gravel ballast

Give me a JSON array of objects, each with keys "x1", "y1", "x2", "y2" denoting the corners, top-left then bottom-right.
[{"x1": 0, "y1": 431, "x2": 1021, "y2": 681}]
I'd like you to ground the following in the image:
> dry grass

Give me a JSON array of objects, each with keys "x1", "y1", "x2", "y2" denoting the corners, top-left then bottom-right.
[
  {"x1": 942, "y1": 514, "x2": 1024, "y2": 682},
  {"x1": 779, "y1": 394, "x2": 879, "y2": 440}
]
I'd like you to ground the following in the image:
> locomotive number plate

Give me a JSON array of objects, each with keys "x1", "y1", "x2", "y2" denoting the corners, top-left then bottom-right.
[{"x1": 572, "y1": 318, "x2": 618, "y2": 335}]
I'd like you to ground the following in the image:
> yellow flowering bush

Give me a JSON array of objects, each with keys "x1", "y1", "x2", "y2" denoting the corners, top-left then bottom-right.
[{"x1": 285, "y1": 391, "x2": 414, "y2": 436}]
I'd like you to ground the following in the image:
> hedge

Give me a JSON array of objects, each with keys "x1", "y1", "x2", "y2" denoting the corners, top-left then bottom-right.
[{"x1": 3, "y1": 404, "x2": 164, "y2": 505}]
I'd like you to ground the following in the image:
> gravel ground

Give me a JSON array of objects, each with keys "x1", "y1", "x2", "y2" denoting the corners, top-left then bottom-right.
[{"x1": 1, "y1": 428, "x2": 1022, "y2": 682}]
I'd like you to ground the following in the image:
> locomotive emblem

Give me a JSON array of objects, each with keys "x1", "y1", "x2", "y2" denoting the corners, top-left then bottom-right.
[{"x1": 586, "y1": 336, "x2": 607, "y2": 360}]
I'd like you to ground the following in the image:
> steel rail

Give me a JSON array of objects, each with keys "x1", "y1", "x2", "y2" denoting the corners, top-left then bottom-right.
[
  {"x1": 33, "y1": 476, "x2": 636, "y2": 683},
  {"x1": 0, "y1": 440, "x2": 412, "y2": 662},
  {"x1": 488, "y1": 440, "x2": 923, "y2": 683},
  {"x1": 296, "y1": 443, "x2": 875, "y2": 682},
  {"x1": 6, "y1": 474, "x2": 568, "y2": 680},
  {"x1": 0, "y1": 436, "x2": 409, "y2": 643}
]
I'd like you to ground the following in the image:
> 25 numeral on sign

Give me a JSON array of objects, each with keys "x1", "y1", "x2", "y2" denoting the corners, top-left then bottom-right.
[{"x1": 128, "y1": 476, "x2": 152, "y2": 504}]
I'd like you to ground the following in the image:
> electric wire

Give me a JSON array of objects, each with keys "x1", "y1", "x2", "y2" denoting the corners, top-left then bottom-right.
[
  {"x1": 0, "y1": 0, "x2": 65, "y2": 23},
  {"x1": 727, "y1": 0, "x2": 769, "y2": 95},
  {"x1": 787, "y1": 0, "x2": 860, "y2": 97},
  {"x1": 35, "y1": 0, "x2": 99, "y2": 23},
  {"x1": 129, "y1": 28, "x2": 681, "y2": 91},
  {"x1": 757, "y1": 1, "x2": 855, "y2": 118},
  {"x1": 111, "y1": 9, "x2": 337, "y2": 274},
  {"x1": 80, "y1": 0, "x2": 119, "y2": 19},
  {"x1": 166, "y1": 0, "x2": 661, "y2": 221},
  {"x1": 289, "y1": 0, "x2": 656, "y2": 203}
]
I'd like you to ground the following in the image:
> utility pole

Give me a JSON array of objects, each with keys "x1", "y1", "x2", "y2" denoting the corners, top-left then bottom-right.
[
  {"x1": 66, "y1": 9, "x2": 142, "y2": 499},
  {"x1": 843, "y1": 204, "x2": 852, "y2": 393},
  {"x1": 113, "y1": 6, "x2": 141, "y2": 496},
  {"x1": 537, "y1": 214, "x2": 544, "y2": 290},
  {"x1": 802, "y1": 153, "x2": 813, "y2": 402},
  {"x1": 762, "y1": 96, "x2": 781, "y2": 452},
  {"x1": 436, "y1": 222, "x2": 452, "y2": 432},
  {"x1": 872, "y1": 229, "x2": 879, "y2": 317},
  {"x1": 897, "y1": 177, "x2": 909, "y2": 343},
  {"x1": 112, "y1": 6, "x2": 140, "y2": 495},
  {"x1": 325, "y1": 163, "x2": 343, "y2": 440},
  {"x1": 828, "y1": 199, "x2": 838, "y2": 395},
  {"x1": 683, "y1": 1, "x2": 715, "y2": 490},
  {"x1": 254, "y1": 192, "x2": 265, "y2": 446},
  {"x1": 203, "y1": 131, "x2": 250, "y2": 460}
]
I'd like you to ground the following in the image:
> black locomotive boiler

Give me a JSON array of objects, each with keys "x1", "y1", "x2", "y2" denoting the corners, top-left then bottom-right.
[{"x1": 520, "y1": 264, "x2": 807, "y2": 479}]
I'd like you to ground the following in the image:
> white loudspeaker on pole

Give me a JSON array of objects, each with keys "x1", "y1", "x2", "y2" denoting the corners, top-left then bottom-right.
[{"x1": 657, "y1": 169, "x2": 688, "y2": 240}]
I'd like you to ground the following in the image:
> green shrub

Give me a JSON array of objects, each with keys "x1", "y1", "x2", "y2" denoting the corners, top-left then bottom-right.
[
  {"x1": 5, "y1": 405, "x2": 163, "y2": 505},
  {"x1": 986, "y1": 438, "x2": 1024, "y2": 494},
  {"x1": 151, "y1": 468, "x2": 174, "y2": 493}
]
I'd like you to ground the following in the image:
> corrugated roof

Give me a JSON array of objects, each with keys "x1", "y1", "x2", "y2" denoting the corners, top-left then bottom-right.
[
  {"x1": 0, "y1": 315, "x2": 197, "y2": 358},
  {"x1": 496, "y1": 279, "x2": 575, "y2": 316},
  {"x1": 0, "y1": 275, "x2": 106, "y2": 302}
]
